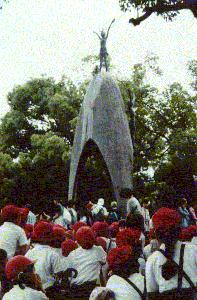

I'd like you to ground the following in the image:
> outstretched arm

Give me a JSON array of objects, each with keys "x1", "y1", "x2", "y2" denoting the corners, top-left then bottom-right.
[
  {"x1": 106, "y1": 18, "x2": 115, "y2": 38},
  {"x1": 93, "y1": 31, "x2": 101, "y2": 40}
]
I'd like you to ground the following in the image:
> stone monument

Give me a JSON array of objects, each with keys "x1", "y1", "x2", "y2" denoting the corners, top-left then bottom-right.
[{"x1": 68, "y1": 72, "x2": 134, "y2": 211}]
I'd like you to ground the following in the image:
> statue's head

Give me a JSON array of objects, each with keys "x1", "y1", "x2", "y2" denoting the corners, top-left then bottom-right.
[{"x1": 101, "y1": 30, "x2": 105, "y2": 38}]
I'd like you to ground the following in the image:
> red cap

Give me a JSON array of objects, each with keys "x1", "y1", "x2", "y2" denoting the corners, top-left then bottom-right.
[
  {"x1": 116, "y1": 228, "x2": 141, "y2": 247},
  {"x1": 53, "y1": 226, "x2": 66, "y2": 242},
  {"x1": 19, "y1": 208, "x2": 29, "y2": 224},
  {"x1": 72, "y1": 221, "x2": 87, "y2": 233},
  {"x1": 31, "y1": 221, "x2": 54, "y2": 242},
  {"x1": 96, "y1": 237, "x2": 107, "y2": 251},
  {"x1": 179, "y1": 225, "x2": 197, "y2": 241},
  {"x1": 152, "y1": 207, "x2": 181, "y2": 233},
  {"x1": 1, "y1": 205, "x2": 20, "y2": 222},
  {"x1": 92, "y1": 222, "x2": 109, "y2": 238},
  {"x1": 24, "y1": 224, "x2": 34, "y2": 239},
  {"x1": 108, "y1": 222, "x2": 119, "y2": 238},
  {"x1": 6, "y1": 255, "x2": 34, "y2": 280},
  {"x1": 107, "y1": 246, "x2": 133, "y2": 270},
  {"x1": 61, "y1": 240, "x2": 78, "y2": 257},
  {"x1": 76, "y1": 226, "x2": 95, "y2": 249}
]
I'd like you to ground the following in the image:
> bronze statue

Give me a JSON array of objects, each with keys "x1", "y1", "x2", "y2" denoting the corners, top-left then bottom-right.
[{"x1": 94, "y1": 19, "x2": 115, "y2": 71}]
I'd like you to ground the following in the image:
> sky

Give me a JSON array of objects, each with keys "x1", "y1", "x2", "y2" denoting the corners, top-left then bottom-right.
[{"x1": 0, "y1": 0, "x2": 196, "y2": 118}]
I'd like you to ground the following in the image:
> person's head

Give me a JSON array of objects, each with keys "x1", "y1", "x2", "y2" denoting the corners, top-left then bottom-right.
[
  {"x1": 72, "y1": 221, "x2": 87, "y2": 237},
  {"x1": 31, "y1": 221, "x2": 54, "y2": 245},
  {"x1": 5, "y1": 255, "x2": 41, "y2": 290},
  {"x1": 152, "y1": 207, "x2": 181, "y2": 280},
  {"x1": 67, "y1": 201, "x2": 75, "y2": 209},
  {"x1": 90, "y1": 287, "x2": 115, "y2": 300},
  {"x1": 98, "y1": 198, "x2": 105, "y2": 206},
  {"x1": 52, "y1": 225, "x2": 66, "y2": 248},
  {"x1": 126, "y1": 212, "x2": 144, "y2": 232},
  {"x1": 116, "y1": 228, "x2": 142, "y2": 257},
  {"x1": 179, "y1": 198, "x2": 187, "y2": 207},
  {"x1": 101, "y1": 30, "x2": 106, "y2": 38},
  {"x1": 76, "y1": 226, "x2": 95, "y2": 249},
  {"x1": 61, "y1": 239, "x2": 78, "y2": 257},
  {"x1": 1, "y1": 205, "x2": 21, "y2": 225},
  {"x1": 92, "y1": 221, "x2": 109, "y2": 238},
  {"x1": 108, "y1": 222, "x2": 119, "y2": 238},
  {"x1": 53, "y1": 199, "x2": 60, "y2": 206},
  {"x1": 142, "y1": 199, "x2": 150, "y2": 208},
  {"x1": 0, "y1": 249, "x2": 7, "y2": 280},
  {"x1": 107, "y1": 245, "x2": 139, "y2": 278}
]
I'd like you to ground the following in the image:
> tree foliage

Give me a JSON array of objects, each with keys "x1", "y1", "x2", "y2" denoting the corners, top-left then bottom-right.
[{"x1": 119, "y1": 0, "x2": 197, "y2": 26}]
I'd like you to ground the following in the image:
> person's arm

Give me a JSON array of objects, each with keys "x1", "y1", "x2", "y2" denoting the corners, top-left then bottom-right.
[
  {"x1": 93, "y1": 31, "x2": 101, "y2": 40},
  {"x1": 106, "y1": 19, "x2": 115, "y2": 38}
]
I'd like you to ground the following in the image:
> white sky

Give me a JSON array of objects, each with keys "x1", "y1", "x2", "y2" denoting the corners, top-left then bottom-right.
[{"x1": 0, "y1": 0, "x2": 196, "y2": 118}]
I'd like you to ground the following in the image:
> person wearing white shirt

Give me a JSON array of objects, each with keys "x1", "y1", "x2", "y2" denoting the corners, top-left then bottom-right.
[
  {"x1": 25, "y1": 221, "x2": 61, "y2": 291},
  {"x1": 146, "y1": 207, "x2": 197, "y2": 300},
  {"x1": 106, "y1": 245, "x2": 145, "y2": 300},
  {"x1": 3, "y1": 255, "x2": 48, "y2": 300},
  {"x1": 141, "y1": 199, "x2": 151, "y2": 233},
  {"x1": 0, "y1": 205, "x2": 28, "y2": 259},
  {"x1": 57, "y1": 226, "x2": 107, "y2": 298}
]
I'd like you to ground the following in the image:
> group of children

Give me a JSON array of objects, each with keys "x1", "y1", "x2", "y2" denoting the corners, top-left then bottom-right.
[{"x1": 0, "y1": 202, "x2": 196, "y2": 300}]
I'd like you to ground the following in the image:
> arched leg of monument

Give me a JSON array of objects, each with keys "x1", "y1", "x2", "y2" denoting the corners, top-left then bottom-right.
[{"x1": 73, "y1": 139, "x2": 116, "y2": 210}]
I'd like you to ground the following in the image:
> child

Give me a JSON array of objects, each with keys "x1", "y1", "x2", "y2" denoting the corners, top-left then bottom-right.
[
  {"x1": 2, "y1": 255, "x2": 48, "y2": 299},
  {"x1": 146, "y1": 207, "x2": 197, "y2": 300},
  {"x1": 106, "y1": 246, "x2": 145, "y2": 299},
  {"x1": 0, "y1": 205, "x2": 28, "y2": 259}
]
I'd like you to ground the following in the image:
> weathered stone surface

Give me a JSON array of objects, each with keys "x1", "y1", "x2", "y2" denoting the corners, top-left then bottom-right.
[{"x1": 68, "y1": 72, "x2": 133, "y2": 207}]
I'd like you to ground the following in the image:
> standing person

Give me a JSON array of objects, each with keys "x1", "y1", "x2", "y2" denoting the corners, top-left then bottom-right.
[
  {"x1": 92, "y1": 198, "x2": 108, "y2": 222},
  {"x1": 25, "y1": 204, "x2": 37, "y2": 225},
  {"x1": 108, "y1": 202, "x2": 119, "y2": 224},
  {"x1": 53, "y1": 199, "x2": 71, "y2": 228},
  {"x1": 146, "y1": 207, "x2": 197, "y2": 300},
  {"x1": 0, "y1": 205, "x2": 28, "y2": 259},
  {"x1": 67, "y1": 201, "x2": 78, "y2": 225},
  {"x1": 2, "y1": 256, "x2": 48, "y2": 300},
  {"x1": 120, "y1": 189, "x2": 142, "y2": 217},
  {"x1": 106, "y1": 246, "x2": 145, "y2": 300},
  {"x1": 178, "y1": 198, "x2": 191, "y2": 228},
  {"x1": 141, "y1": 199, "x2": 151, "y2": 234},
  {"x1": 189, "y1": 202, "x2": 197, "y2": 225}
]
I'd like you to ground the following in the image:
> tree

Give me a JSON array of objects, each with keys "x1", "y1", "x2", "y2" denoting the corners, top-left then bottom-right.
[{"x1": 119, "y1": 0, "x2": 197, "y2": 26}]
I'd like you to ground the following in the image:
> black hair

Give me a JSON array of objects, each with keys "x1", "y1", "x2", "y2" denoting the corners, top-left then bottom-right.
[
  {"x1": 0, "y1": 249, "x2": 7, "y2": 261},
  {"x1": 156, "y1": 226, "x2": 181, "y2": 280},
  {"x1": 112, "y1": 258, "x2": 139, "y2": 279},
  {"x1": 126, "y1": 213, "x2": 145, "y2": 232},
  {"x1": 15, "y1": 264, "x2": 35, "y2": 290}
]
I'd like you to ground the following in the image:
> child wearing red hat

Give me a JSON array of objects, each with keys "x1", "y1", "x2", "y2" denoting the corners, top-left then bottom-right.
[
  {"x1": 146, "y1": 207, "x2": 197, "y2": 300},
  {"x1": 0, "y1": 205, "x2": 28, "y2": 259},
  {"x1": 57, "y1": 226, "x2": 107, "y2": 298},
  {"x1": 25, "y1": 221, "x2": 61, "y2": 293},
  {"x1": 51, "y1": 225, "x2": 66, "y2": 257},
  {"x1": 106, "y1": 246, "x2": 145, "y2": 300},
  {"x1": 61, "y1": 239, "x2": 78, "y2": 257},
  {"x1": 2, "y1": 255, "x2": 48, "y2": 300}
]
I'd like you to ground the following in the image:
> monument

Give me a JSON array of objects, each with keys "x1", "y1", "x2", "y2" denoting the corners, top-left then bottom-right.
[{"x1": 68, "y1": 24, "x2": 133, "y2": 213}]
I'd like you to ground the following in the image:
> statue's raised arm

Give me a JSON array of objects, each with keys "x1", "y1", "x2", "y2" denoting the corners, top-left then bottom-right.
[
  {"x1": 106, "y1": 18, "x2": 115, "y2": 39},
  {"x1": 93, "y1": 31, "x2": 101, "y2": 40}
]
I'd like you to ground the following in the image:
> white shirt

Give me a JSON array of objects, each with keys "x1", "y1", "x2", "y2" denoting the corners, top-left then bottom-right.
[
  {"x1": 191, "y1": 237, "x2": 197, "y2": 245},
  {"x1": 57, "y1": 245, "x2": 107, "y2": 285},
  {"x1": 0, "y1": 222, "x2": 28, "y2": 259},
  {"x1": 26, "y1": 211, "x2": 37, "y2": 225},
  {"x1": 141, "y1": 207, "x2": 150, "y2": 232},
  {"x1": 106, "y1": 273, "x2": 145, "y2": 300},
  {"x1": 146, "y1": 241, "x2": 197, "y2": 293},
  {"x1": 25, "y1": 244, "x2": 61, "y2": 289},
  {"x1": 2, "y1": 285, "x2": 48, "y2": 300},
  {"x1": 127, "y1": 197, "x2": 142, "y2": 215},
  {"x1": 143, "y1": 240, "x2": 160, "y2": 260}
]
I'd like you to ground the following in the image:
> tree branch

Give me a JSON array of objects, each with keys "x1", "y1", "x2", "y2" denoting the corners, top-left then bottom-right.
[{"x1": 129, "y1": 2, "x2": 197, "y2": 26}]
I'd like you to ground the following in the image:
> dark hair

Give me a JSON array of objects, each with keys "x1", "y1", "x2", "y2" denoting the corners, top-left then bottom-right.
[
  {"x1": 126, "y1": 213, "x2": 145, "y2": 232},
  {"x1": 15, "y1": 264, "x2": 35, "y2": 290},
  {"x1": 0, "y1": 249, "x2": 7, "y2": 261},
  {"x1": 156, "y1": 226, "x2": 181, "y2": 280},
  {"x1": 112, "y1": 258, "x2": 139, "y2": 278}
]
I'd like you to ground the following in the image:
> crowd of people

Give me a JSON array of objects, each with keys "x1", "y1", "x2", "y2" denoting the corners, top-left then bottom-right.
[{"x1": 0, "y1": 191, "x2": 196, "y2": 300}]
